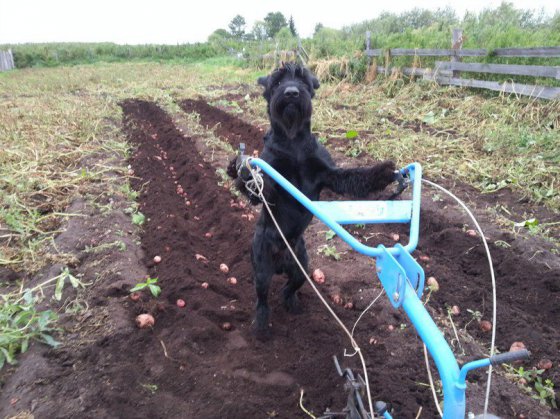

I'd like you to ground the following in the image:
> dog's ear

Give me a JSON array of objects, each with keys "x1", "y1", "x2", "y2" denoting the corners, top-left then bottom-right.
[
  {"x1": 311, "y1": 76, "x2": 320, "y2": 90},
  {"x1": 257, "y1": 76, "x2": 269, "y2": 88}
]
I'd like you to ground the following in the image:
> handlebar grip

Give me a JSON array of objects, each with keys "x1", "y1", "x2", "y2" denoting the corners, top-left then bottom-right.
[{"x1": 489, "y1": 349, "x2": 530, "y2": 366}]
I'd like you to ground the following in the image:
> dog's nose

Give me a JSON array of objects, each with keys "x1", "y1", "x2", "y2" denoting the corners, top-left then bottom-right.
[{"x1": 284, "y1": 86, "x2": 299, "y2": 98}]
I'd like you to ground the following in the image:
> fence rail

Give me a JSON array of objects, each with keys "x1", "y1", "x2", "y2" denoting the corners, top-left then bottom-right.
[
  {"x1": 0, "y1": 49, "x2": 15, "y2": 72},
  {"x1": 365, "y1": 30, "x2": 560, "y2": 100}
]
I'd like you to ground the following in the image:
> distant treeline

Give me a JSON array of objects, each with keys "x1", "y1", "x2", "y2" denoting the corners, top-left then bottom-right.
[
  {"x1": 0, "y1": 43, "x2": 220, "y2": 68},
  {"x1": 2, "y1": 3, "x2": 559, "y2": 70}
]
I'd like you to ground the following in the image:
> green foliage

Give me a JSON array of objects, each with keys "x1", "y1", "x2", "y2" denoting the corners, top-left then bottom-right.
[
  {"x1": 130, "y1": 277, "x2": 161, "y2": 298},
  {"x1": 325, "y1": 230, "x2": 336, "y2": 240},
  {"x1": 0, "y1": 266, "x2": 86, "y2": 369},
  {"x1": 2, "y1": 42, "x2": 221, "y2": 69},
  {"x1": 504, "y1": 364, "x2": 557, "y2": 409},
  {"x1": 0, "y1": 295, "x2": 59, "y2": 369},
  {"x1": 264, "y1": 12, "x2": 288, "y2": 38},
  {"x1": 317, "y1": 244, "x2": 341, "y2": 261},
  {"x1": 228, "y1": 15, "x2": 247, "y2": 39},
  {"x1": 289, "y1": 16, "x2": 298, "y2": 37},
  {"x1": 132, "y1": 211, "x2": 145, "y2": 226}
]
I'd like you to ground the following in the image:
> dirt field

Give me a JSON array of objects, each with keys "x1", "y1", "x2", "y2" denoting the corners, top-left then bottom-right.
[{"x1": 1, "y1": 79, "x2": 558, "y2": 418}]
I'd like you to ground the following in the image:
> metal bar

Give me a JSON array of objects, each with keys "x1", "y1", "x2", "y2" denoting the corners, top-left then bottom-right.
[
  {"x1": 401, "y1": 281, "x2": 465, "y2": 418},
  {"x1": 458, "y1": 358, "x2": 491, "y2": 386},
  {"x1": 249, "y1": 158, "x2": 422, "y2": 257}
]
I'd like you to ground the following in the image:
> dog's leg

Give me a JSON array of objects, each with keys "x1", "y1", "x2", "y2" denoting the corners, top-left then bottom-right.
[
  {"x1": 323, "y1": 160, "x2": 397, "y2": 198},
  {"x1": 252, "y1": 228, "x2": 275, "y2": 340},
  {"x1": 282, "y1": 236, "x2": 308, "y2": 314}
]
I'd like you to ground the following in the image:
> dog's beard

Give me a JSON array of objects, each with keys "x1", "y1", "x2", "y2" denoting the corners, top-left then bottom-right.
[{"x1": 271, "y1": 98, "x2": 312, "y2": 139}]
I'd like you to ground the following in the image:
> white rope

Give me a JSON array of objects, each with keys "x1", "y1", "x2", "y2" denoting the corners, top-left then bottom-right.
[
  {"x1": 422, "y1": 179, "x2": 497, "y2": 417},
  {"x1": 424, "y1": 343, "x2": 444, "y2": 417},
  {"x1": 344, "y1": 288, "x2": 385, "y2": 358},
  {"x1": 246, "y1": 160, "x2": 376, "y2": 419}
]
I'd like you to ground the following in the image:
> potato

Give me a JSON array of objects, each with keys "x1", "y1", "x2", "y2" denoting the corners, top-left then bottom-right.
[
  {"x1": 537, "y1": 359, "x2": 552, "y2": 370},
  {"x1": 312, "y1": 269, "x2": 325, "y2": 284},
  {"x1": 331, "y1": 294, "x2": 343, "y2": 305},
  {"x1": 426, "y1": 276, "x2": 439, "y2": 292},
  {"x1": 479, "y1": 320, "x2": 492, "y2": 332},
  {"x1": 136, "y1": 313, "x2": 155, "y2": 328}
]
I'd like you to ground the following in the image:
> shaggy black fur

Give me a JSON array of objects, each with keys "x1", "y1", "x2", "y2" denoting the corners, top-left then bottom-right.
[{"x1": 228, "y1": 63, "x2": 397, "y2": 340}]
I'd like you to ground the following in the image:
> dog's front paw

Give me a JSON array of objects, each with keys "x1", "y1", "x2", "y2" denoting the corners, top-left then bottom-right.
[
  {"x1": 226, "y1": 155, "x2": 238, "y2": 179},
  {"x1": 372, "y1": 160, "x2": 397, "y2": 189}
]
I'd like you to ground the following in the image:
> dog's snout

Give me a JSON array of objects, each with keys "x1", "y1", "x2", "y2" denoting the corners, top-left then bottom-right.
[{"x1": 284, "y1": 86, "x2": 300, "y2": 98}]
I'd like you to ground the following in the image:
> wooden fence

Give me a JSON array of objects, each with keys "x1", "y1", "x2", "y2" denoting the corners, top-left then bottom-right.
[
  {"x1": 0, "y1": 49, "x2": 15, "y2": 72},
  {"x1": 365, "y1": 30, "x2": 560, "y2": 100}
]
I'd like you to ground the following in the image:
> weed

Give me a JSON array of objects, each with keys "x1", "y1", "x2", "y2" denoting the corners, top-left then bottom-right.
[
  {"x1": 533, "y1": 377, "x2": 557, "y2": 409},
  {"x1": 0, "y1": 266, "x2": 87, "y2": 368},
  {"x1": 131, "y1": 211, "x2": 146, "y2": 226},
  {"x1": 464, "y1": 308, "x2": 482, "y2": 330},
  {"x1": 503, "y1": 364, "x2": 557, "y2": 409},
  {"x1": 317, "y1": 244, "x2": 341, "y2": 261},
  {"x1": 130, "y1": 277, "x2": 161, "y2": 298},
  {"x1": 324, "y1": 230, "x2": 336, "y2": 241}
]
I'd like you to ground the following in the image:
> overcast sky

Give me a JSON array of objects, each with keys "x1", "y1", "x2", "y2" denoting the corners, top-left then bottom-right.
[{"x1": 0, "y1": 0, "x2": 557, "y2": 45}]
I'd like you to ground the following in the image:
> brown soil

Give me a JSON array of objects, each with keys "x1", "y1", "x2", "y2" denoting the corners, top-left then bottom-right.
[{"x1": 1, "y1": 94, "x2": 558, "y2": 419}]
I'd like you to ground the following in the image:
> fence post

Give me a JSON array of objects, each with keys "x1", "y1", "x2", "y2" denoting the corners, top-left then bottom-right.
[
  {"x1": 451, "y1": 28, "x2": 463, "y2": 78},
  {"x1": 8, "y1": 49, "x2": 14, "y2": 69}
]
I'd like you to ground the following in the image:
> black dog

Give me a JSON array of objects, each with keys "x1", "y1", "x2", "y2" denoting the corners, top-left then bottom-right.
[{"x1": 228, "y1": 63, "x2": 397, "y2": 339}]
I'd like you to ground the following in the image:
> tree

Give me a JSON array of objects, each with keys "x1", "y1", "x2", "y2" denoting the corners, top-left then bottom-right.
[
  {"x1": 314, "y1": 23, "x2": 324, "y2": 36},
  {"x1": 251, "y1": 21, "x2": 268, "y2": 41},
  {"x1": 228, "y1": 15, "x2": 246, "y2": 39},
  {"x1": 289, "y1": 15, "x2": 298, "y2": 37},
  {"x1": 264, "y1": 12, "x2": 288, "y2": 38}
]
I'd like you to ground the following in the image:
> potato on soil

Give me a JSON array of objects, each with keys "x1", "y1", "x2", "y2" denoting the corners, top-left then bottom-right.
[
  {"x1": 153, "y1": 255, "x2": 162, "y2": 264},
  {"x1": 312, "y1": 268, "x2": 325, "y2": 284},
  {"x1": 331, "y1": 294, "x2": 343, "y2": 305},
  {"x1": 509, "y1": 341, "x2": 526, "y2": 352},
  {"x1": 201, "y1": 282, "x2": 209, "y2": 289},
  {"x1": 219, "y1": 263, "x2": 229, "y2": 273},
  {"x1": 426, "y1": 276, "x2": 439, "y2": 291},
  {"x1": 227, "y1": 277, "x2": 237, "y2": 285},
  {"x1": 537, "y1": 359, "x2": 552, "y2": 370},
  {"x1": 479, "y1": 320, "x2": 492, "y2": 332},
  {"x1": 222, "y1": 322, "x2": 233, "y2": 331},
  {"x1": 450, "y1": 305, "x2": 460, "y2": 315},
  {"x1": 466, "y1": 229, "x2": 477, "y2": 237},
  {"x1": 129, "y1": 292, "x2": 141, "y2": 302},
  {"x1": 176, "y1": 299, "x2": 186, "y2": 308},
  {"x1": 136, "y1": 313, "x2": 155, "y2": 328}
]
